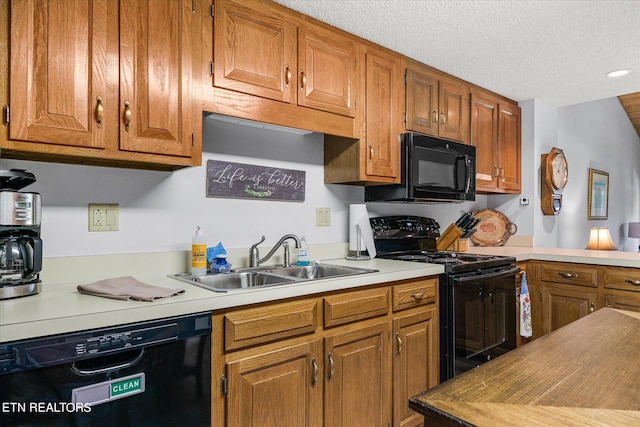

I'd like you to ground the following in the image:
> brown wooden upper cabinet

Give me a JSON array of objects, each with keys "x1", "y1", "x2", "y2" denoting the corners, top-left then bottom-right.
[
  {"x1": 470, "y1": 88, "x2": 521, "y2": 193},
  {"x1": 405, "y1": 63, "x2": 470, "y2": 144},
  {"x1": 213, "y1": 0, "x2": 356, "y2": 118},
  {"x1": 324, "y1": 44, "x2": 404, "y2": 184},
  {"x1": 4, "y1": 0, "x2": 202, "y2": 170}
]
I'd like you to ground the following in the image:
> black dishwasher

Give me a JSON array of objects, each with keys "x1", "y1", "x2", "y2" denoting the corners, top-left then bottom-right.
[{"x1": 0, "y1": 313, "x2": 211, "y2": 426}]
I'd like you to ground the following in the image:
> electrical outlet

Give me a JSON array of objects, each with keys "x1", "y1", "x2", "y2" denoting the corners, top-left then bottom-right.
[
  {"x1": 520, "y1": 197, "x2": 530, "y2": 206},
  {"x1": 89, "y1": 204, "x2": 119, "y2": 231},
  {"x1": 316, "y1": 207, "x2": 331, "y2": 226}
]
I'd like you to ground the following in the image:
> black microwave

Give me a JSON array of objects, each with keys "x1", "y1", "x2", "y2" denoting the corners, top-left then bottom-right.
[{"x1": 365, "y1": 133, "x2": 476, "y2": 203}]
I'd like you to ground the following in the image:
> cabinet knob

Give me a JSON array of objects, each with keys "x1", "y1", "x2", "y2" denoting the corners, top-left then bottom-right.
[
  {"x1": 123, "y1": 101, "x2": 132, "y2": 132},
  {"x1": 311, "y1": 358, "x2": 318, "y2": 386},
  {"x1": 95, "y1": 96, "x2": 103, "y2": 128},
  {"x1": 285, "y1": 66, "x2": 291, "y2": 88},
  {"x1": 411, "y1": 292, "x2": 425, "y2": 300},
  {"x1": 590, "y1": 302, "x2": 595, "y2": 313},
  {"x1": 558, "y1": 272, "x2": 577, "y2": 279}
]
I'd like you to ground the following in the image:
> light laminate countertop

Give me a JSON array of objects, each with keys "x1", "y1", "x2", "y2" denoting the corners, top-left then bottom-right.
[{"x1": 0, "y1": 257, "x2": 443, "y2": 343}]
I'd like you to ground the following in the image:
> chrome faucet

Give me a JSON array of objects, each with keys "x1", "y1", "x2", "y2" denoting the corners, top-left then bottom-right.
[{"x1": 249, "y1": 234, "x2": 301, "y2": 267}]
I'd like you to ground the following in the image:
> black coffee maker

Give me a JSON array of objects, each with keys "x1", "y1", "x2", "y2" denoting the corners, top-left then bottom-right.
[{"x1": 0, "y1": 169, "x2": 42, "y2": 300}]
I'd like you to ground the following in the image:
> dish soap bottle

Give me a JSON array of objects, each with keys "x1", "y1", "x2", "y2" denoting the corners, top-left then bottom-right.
[
  {"x1": 191, "y1": 226, "x2": 207, "y2": 276},
  {"x1": 297, "y1": 236, "x2": 310, "y2": 266}
]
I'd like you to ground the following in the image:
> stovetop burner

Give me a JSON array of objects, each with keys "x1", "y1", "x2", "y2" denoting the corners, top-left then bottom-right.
[{"x1": 370, "y1": 216, "x2": 515, "y2": 274}]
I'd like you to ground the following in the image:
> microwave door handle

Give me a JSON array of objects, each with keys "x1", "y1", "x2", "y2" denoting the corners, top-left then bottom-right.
[{"x1": 455, "y1": 155, "x2": 472, "y2": 192}]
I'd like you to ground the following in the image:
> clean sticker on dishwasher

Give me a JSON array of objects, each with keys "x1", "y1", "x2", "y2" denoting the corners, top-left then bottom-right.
[{"x1": 72, "y1": 373, "x2": 146, "y2": 406}]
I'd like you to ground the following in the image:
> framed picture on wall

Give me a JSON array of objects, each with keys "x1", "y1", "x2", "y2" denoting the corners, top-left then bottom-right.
[{"x1": 588, "y1": 168, "x2": 609, "y2": 220}]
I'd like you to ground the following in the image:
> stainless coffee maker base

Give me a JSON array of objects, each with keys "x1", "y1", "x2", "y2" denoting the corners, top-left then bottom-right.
[{"x1": 0, "y1": 281, "x2": 42, "y2": 300}]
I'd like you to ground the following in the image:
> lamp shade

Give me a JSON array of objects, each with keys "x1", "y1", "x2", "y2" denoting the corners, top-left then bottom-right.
[
  {"x1": 585, "y1": 227, "x2": 617, "y2": 250},
  {"x1": 628, "y1": 222, "x2": 640, "y2": 239}
]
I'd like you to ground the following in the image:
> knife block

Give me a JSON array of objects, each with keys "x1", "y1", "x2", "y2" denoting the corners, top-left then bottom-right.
[{"x1": 436, "y1": 223, "x2": 464, "y2": 251}]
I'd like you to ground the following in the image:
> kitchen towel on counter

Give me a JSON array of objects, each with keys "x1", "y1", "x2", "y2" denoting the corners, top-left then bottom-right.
[
  {"x1": 519, "y1": 272, "x2": 532, "y2": 337},
  {"x1": 77, "y1": 276, "x2": 185, "y2": 302}
]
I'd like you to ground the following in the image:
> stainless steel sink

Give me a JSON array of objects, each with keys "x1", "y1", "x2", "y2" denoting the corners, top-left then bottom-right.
[
  {"x1": 169, "y1": 263, "x2": 378, "y2": 292},
  {"x1": 169, "y1": 271, "x2": 297, "y2": 292},
  {"x1": 263, "y1": 264, "x2": 378, "y2": 279}
]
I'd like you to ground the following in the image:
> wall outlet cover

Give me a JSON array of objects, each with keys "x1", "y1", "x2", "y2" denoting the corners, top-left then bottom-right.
[{"x1": 89, "y1": 204, "x2": 119, "y2": 232}]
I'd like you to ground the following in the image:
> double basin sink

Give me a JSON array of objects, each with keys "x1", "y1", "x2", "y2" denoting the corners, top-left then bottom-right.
[{"x1": 169, "y1": 263, "x2": 378, "y2": 292}]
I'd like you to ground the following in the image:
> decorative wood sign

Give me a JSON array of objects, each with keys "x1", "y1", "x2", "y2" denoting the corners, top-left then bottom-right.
[{"x1": 206, "y1": 160, "x2": 305, "y2": 201}]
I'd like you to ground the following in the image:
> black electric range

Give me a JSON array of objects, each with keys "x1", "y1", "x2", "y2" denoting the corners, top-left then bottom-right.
[{"x1": 370, "y1": 215, "x2": 519, "y2": 381}]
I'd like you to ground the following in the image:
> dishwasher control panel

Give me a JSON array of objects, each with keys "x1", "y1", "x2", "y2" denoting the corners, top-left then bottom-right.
[{"x1": 0, "y1": 312, "x2": 211, "y2": 374}]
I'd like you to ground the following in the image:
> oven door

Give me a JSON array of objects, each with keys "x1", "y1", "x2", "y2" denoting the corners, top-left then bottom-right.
[{"x1": 441, "y1": 266, "x2": 518, "y2": 380}]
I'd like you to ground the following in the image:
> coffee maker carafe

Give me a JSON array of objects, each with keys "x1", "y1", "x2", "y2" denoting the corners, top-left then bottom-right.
[{"x1": 0, "y1": 170, "x2": 42, "y2": 299}]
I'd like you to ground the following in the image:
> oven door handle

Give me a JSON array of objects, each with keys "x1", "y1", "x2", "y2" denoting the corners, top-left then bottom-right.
[{"x1": 451, "y1": 266, "x2": 520, "y2": 284}]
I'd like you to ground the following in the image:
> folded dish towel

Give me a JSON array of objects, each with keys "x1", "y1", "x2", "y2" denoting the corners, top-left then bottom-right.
[{"x1": 77, "y1": 276, "x2": 185, "y2": 302}]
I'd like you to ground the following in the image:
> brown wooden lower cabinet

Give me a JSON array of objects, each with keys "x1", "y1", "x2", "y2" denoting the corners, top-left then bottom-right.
[
  {"x1": 324, "y1": 322, "x2": 391, "y2": 427},
  {"x1": 393, "y1": 308, "x2": 438, "y2": 427},
  {"x1": 541, "y1": 285, "x2": 597, "y2": 335},
  {"x1": 212, "y1": 277, "x2": 440, "y2": 426},
  {"x1": 225, "y1": 340, "x2": 324, "y2": 427},
  {"x1": 603, "y1": 292, "x2": 640, "y2": 312}
]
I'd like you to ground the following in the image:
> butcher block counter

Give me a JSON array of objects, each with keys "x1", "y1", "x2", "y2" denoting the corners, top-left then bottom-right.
[{"x1": 409, "y1": 308, "x2": 640, "y2": 426}]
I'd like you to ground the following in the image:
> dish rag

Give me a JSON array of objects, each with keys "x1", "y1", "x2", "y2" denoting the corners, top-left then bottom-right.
[
  {"x1": 77, "y1": 276, "x2": 185, "y2": 302},
  {"x1": 519, "y1": 271, "x2": 532, "y2": 337}
]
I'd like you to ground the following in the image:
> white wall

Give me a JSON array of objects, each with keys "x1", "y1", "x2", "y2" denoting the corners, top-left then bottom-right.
[
  {"x1": 0, "y1": 117, "x2": 361, "y2": 258},
  {"x1": 3, "y1": 96, "x2": 638, "y2": 259},
  {"x1": 522, "y1": 97, "x2": 640, "y2": 251}
]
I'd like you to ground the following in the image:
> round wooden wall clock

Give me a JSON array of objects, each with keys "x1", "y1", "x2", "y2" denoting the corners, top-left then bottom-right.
[{"x1": 541, "y1": 147, "x2": 568, "y2": 215}]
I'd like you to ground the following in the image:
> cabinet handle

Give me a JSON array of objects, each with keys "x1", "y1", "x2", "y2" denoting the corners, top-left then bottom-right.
[
  {"x1": 558, "y1": 272, "x2": 577, "y2": 279},
  {"x1": 368, "y1": 144, "x2": 374, "y2": 162},
  {"x1": 95, "y1": 96, "x2": 103, "y2": 128},
  {"x1": 123, "y1": 101, "x2": 132, "y2": 132},
  {"x1": 411, "y1": 292, "x2": 424, "y2": 300},
  {"x1": 439, "y1": 111, "x2": 446, "y2": 125},
  {"x1": 626, "y1": 279, "x2": 640, "y2": 286},
  {"x1": 327, "y1": 352, "x2": 334, "y2": 381},
  {"x1": 590, "y1": 302, "x2": 595, "y2": 313},
  {"x1": 500, "y1": 167, "x2": 505, "y2": 178},
  {"x1": 300, "y1": 70, "x2": 306, "y2": 91},
  {"x1": 395, "y1": 333, "x2": 403, "y2": 356},
  {"x1": 432, "y1": 110, "x2": 438, "y2": 125},
  {"x1": 494, "y1": 166, "x2": 500, "y2": 177},
  {"x1": 285, "y1": 66, "x2": 291, "y2": 88},
  {"x1": 311, "y1": 358, "x2": 318, "y2": 386}
]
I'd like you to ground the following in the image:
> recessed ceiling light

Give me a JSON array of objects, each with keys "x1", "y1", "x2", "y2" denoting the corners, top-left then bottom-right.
[{"x1": 606, "y1": 69, "x2": 630, "y2": 78}]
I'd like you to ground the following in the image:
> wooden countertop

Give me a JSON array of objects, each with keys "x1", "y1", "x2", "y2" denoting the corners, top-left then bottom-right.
[{"x1": 409, "y1": 308, "x2": 640, "y2": 426}]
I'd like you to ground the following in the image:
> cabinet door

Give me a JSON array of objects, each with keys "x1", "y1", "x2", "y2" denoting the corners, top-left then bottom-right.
[
  {"x1": 325, "y1": 322, "x2": 391, "y2": 427},
  {"x1": 438, "y1": 78, "x2": 469, "y2": 144},
  {"x1": 497, "y1": 102, "x2": 521, "y2": 191},
  {"x1": 405, "y1": 66, "x2": 438, "y2": 136},
  {"x1": 120, "y1": 0, "x2": 199, "y2": 157},
  {"x1": 213, "y1": 0, "x2": 296, "y2": 103},
  {"x1": 226, "y1": 340, "x2": 323, "y2": 427},
  {"x1": 363, "y1": 46, "x2": 402, "y2": 179},
  {"x1": 298, "y1": 23, "x2": 356, "y2": 117},
  {"x1": 470, "y1": 92, "x2": 499, "y2": 190},
  {"x1": 393, "y1": 309, "x2": 438, "y2": 427},
  {"x1": 10, "y1": 0, "x2": 117, "y2": 148},
  {"x1": 604, "y1": 293, "x2": 640, "y2": 312},
  {"x1": 542, "y1": 285, "x2": 597, "y2": 335}
]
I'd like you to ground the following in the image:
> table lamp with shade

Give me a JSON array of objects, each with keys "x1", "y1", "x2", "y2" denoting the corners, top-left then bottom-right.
[
  {"x1": 585, "y1": 227, "x2": 617, "y2": 250},
  {"x1": 628, "y1": 222, "x2": 640, "y2": 252}
]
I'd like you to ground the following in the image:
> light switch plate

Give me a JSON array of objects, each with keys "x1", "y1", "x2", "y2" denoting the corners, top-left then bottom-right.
[
  {"x1": 316, "y1": 207, "x2": 331, "y2": 227},
  {"x1": 89, "y1": 204, "x2": 119, "y2": 232}
]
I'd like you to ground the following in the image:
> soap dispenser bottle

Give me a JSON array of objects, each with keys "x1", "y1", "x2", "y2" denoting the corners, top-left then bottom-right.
[
  {"x1": 297, "y1": 236, "x2": 310, "y2": 266},
  {"x1": 191, "y1": 226, "x2": 207, "y2": 276}
]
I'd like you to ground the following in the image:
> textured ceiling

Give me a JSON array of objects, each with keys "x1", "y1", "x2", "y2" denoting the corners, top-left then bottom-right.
[{"x1": 273, "y1": 0, "x2": 640, "y2": 107}]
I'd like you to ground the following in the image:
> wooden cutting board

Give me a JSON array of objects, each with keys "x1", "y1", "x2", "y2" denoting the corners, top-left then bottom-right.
[{"x1": 469, "y1": 209, "x2": 517, "y2": 246}]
